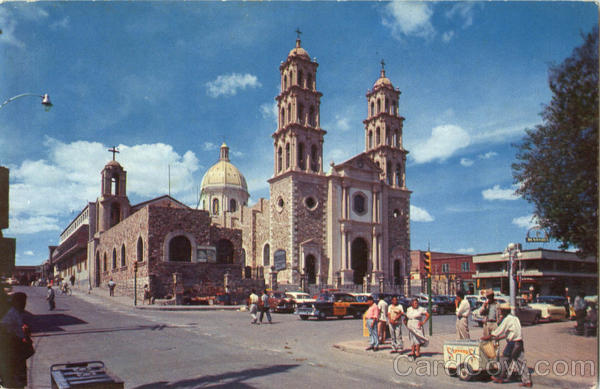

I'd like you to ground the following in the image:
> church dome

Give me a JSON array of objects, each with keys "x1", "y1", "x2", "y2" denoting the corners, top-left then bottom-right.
[
  {"x1": 201, "y1": 143, "x2": 248, "y2": 191},
  {"x1": 288, "y1": 39, "x2": 310, "y2": 60},
  {"x1": 373, "y1": 67, "x2": 393, "y2": 89}
]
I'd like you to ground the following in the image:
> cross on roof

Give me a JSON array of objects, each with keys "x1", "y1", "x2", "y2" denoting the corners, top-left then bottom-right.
[
  {"x1": 108, "y1": 146, "x2": 119, "y2": 161},
  {"x1": 295, "y1": 28, "x2": 302, "y2": 39},
  {"x1": 381, "y1": 59, "x2": 386, "y2": 70}
]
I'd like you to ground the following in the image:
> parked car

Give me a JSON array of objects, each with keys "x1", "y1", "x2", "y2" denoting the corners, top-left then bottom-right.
[
  {"x1": 472, "y1": 299, "x2": 541, "y2": 326},
  {"x1": 270, "y1": 291, "x2": 295, "y2": 313},
  {"x1": 529, "y1": 296, "x2": 568, "y2": 321},
  {"x1": 295, "y1": 292, "x2": 369, "y2": 320},
  {"x1": 430, "y1": 295, "x2": 455, "y2": 315},
  {"x1": 350, "y1": 293, "x2": 372, "y2": 303},
  {"x1": 281, "y1": 291, "x2": 314, "y2": 312}
]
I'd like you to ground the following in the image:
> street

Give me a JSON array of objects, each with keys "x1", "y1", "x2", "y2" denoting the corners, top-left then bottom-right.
[{"x1": 13, "y1": 286, "x2": 597, "y2": 388}]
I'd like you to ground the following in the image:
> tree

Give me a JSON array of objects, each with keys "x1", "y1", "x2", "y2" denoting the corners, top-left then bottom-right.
[{"x1": 512, "y1": 26, "x2": 598, "y2": 257}]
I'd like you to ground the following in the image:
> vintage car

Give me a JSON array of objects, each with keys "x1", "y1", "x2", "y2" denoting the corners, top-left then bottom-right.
[
  {"x1": 274, "y1": 291, "x2": 315, "y2": 313},
  {"x1": 431, "y1": 295, "x2": 456, "y2": 315},
  {"x1": 472, "y1": 299, "x2": 541, "y2": 326},
  {"x1": 528, "y1": 296, "x2": 567, "y2": 321},
  {"x1": 295, "y1": 292, "x2": 369, "y2": 320}
]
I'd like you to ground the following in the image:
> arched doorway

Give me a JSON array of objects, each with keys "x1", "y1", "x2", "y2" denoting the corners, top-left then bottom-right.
[
  {"x1": 351, "y1": 238, "x2": 369, "y2": 285},
  {"x1": 216, "y1": 239, "x2": 234, "y2": 264},
  {"x1": 169, "y1": 235, "x2": 192, "y2": 262},
  {"x1": 394, "y1": 260, "x2": 401, "y2": 285},
  {"x1": 305, "y1": 255, "x2": 316, "y2": 285}
]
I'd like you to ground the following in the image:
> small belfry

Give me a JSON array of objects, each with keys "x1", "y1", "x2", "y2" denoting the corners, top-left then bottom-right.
[
  {"x1": 363, "y1": 60, "x2": 407, "y2": 188},
  {"x1": 273, "y1": 32, "x2": 325, "y2": 176},
  {"x1": 97, "y1": 146, "x2": 130, "y2": 232}
]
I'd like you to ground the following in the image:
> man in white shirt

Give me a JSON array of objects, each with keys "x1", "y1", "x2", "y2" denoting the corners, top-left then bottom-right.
[
  {"x1": 482, "y1": 303, "x2": 532, "y2": 386},
  {"x1": 455, "y1": 290, "x2": 470, "y2": 339},
  {"x1": 377, "y1": 295, "x2": 389, "y2": 344},
  {"x1": 248, "y1": 290, "x2": 259, "y2": 324}
]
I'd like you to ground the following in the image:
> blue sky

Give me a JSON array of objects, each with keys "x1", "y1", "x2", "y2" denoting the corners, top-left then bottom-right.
[{"x1": 1, "y1": 2, "x2": 596, "y2": 266}]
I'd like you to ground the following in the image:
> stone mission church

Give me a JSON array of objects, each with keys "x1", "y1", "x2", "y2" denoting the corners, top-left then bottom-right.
[{"x1": 200, "y1": 36, "x2": 411, "y2": 291}]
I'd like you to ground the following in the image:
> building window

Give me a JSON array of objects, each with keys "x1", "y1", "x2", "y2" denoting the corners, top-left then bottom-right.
[
  {"x1": 277, "y1": 197, "x2": 285, "y2": 211},
  {"x1": 121, "y1": 244, "x2": 126, "y2": 267},
  {"x1": 368, "y1": 131, "x2": 373, "y2": 149},
  {"x1": 298, "y1": 70, "x2": 303, "y2": 87},
  {"x1": 212, "y1": 198, "x2": 219, "y2": 215},
  {"x1": 461, "y1": 262, "x2": 470, "y2": 272},
  {"x1": 310, "y1": 144, "x2": 318, "y2": 172},
  {"x1": 285, "y1": 143, "x2": 290, "y2": 169},
  {"x1": 112, "y1": 248, "x2": 117, "y2": 269},
  {"x1": 298, "y1": 142, "x2": 305, "y2": 170},
  {"x1": 277, "y1": 147, "x2": 283, "y2": 172},
  {"x1": 353, "y1": 192, "x2": 367, "y2": 215},
  {"x1": 442, "y1": 263, "x2": 449, "y2": 273},
  {"x1": 137, "y1": 237, "x2": 144, "y2": 262},
  {"x1": 229, "y1": 198, "x2": 237, "y2": 212},
  {"x1": 263, "y1": 244, "x2": 270, "y2": 267},
  {"x1": 392, "y1": 209, "x2": 400, "y2": 218},
  {"x1": 307, "y1": 73, "x2": 312, "y2": 90},
  {"x1": 386, "y1": 160, "x2": 392, "y2": 185},
  {"x1": 103, "y1": 253, "x2": 107, "y2": 272},
  {"x1": 376, "y1": 127, "x2": 380, "y2": 145},
  {"x1": 305, "y1": 196, "x2": 317, "y2": 210},
  {"x1": 169, "y1": 235, "x2": 192, "y2": 262}
]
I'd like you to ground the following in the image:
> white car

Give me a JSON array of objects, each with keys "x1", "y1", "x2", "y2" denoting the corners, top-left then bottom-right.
[
  {"x1": 285, "y1": 291, "x2": 315, "y2": 304},
  {"x1": 528, "y1": 296, "x2": 567, "y2": 321}
]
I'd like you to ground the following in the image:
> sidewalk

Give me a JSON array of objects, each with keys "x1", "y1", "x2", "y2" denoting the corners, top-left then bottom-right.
[
  {"x1": 69, "y1": 286, "x2": 243, "y2": 311},
  {"x1": 333, "y1": 321, "x2": 598, "y2": 388}
]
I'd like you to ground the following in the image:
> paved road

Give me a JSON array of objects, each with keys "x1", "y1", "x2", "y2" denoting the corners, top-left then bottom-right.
[{"x1": 15, "y1": 286, "x2": 548, "y2": 388}]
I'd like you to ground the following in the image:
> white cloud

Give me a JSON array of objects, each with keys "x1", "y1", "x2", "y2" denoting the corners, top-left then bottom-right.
[
  {"x1": 482, "y1": 184, "x2": 520, "y2": 201},
  {"x1": 512, "y1": 215, "x2": 537, "y2": 230},
  {"x1": 471, "y1": 123, "x2": 532, "y2": 145},
  {"x1": 0, "y1": 8, "x2": 25, "y2": 49},
  {"x1": 382, "y1": 1, "x2": 435, "y2": 40},
  {"x1": 442, "y1": 31, "x2": 455, "y2": 43},
  {"x1": 50, "y1": 16, "x2": 70, "y2": 30},
  {"x1": 326, "y1": 148, "x2": 352, "y2": 166},
  {"x1": 460, "y1": 158, "x2": 474, "y2": 167},
  {"x1": 206, "y1": 73, "x2": 261, "y2": 98},
  {"x1": 479, "y1": 151, "x2": 498, "y2": 160},
  {"x1": 203, "y1": 142, "x2": 218, "y2": 151},
  {"x1": 24, "y1": 250, "x2": 34, "y2": 256},
  {"x1": 411, "y1": 124, "x2": 471, "y2": 164},
  {"x1": 410, "y1": 205, "x2": 434, "y2": 222},
  {"x1": 260, "y1": 102, "x2": 278, "y2": 123},
  {"x1": 8, "y1": 138, "x2": 200, "y2": 234},
  {"x1": 333, "y1": 114, "x2": 351, "y2": 132},
  {"x1": 445, "y1": 3, "x2": 477, "y2": 29},
  {"x1": 457, "y1": 247, "x2": 475, "y2": 254}
]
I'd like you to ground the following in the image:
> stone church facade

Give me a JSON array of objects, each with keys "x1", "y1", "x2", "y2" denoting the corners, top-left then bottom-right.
[{"x1": 201, "y1": 38, "x2": 411, "y2": 292}]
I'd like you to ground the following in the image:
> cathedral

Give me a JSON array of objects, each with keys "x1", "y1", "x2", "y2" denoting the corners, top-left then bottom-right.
[{"x1": 200, "y1": 37, "x2": 411, "y2": 291}]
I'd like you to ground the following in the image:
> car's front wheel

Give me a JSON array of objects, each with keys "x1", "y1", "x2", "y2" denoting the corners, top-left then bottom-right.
[{"x1": 299, "y1": 315, "x2": 309, "y2": 320}]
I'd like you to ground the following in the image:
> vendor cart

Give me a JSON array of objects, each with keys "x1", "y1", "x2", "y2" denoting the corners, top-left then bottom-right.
[
  {"x1": 51, "y1": 361, "x2": 124, "y2": 389},
  {"x1": 443, "y1": 339, "x2": 499, "y2": 381}
]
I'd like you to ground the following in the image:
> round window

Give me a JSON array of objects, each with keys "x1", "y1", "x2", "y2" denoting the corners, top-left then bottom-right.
[
  {"x1": 277, "y1": 197, "x2": 285, "y2": 210},
  {"x1": 305, "y1": 196, "x2": 317, "y2": 210},
  {"x1": 393, "y1": 209, "x2": 400, "y2": 218}
]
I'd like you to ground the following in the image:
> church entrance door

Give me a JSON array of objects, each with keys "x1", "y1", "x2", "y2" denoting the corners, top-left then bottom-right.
[
  {"x1": 351, "y1": 238, "x2": 369, "y2": 285},
  {"x1": 305, "y1": 255, "x2": 316, "y2": 284}
]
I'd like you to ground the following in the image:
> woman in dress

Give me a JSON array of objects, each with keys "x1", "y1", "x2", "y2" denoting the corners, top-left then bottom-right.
[{"x1": 405, "y1": 298, "x2": 430, "y2": 358}]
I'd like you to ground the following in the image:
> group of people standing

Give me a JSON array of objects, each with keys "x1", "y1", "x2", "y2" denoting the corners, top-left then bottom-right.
[
  {"x1": 364, "y1": 296, "x2": 430, "y2": 359},
  {"x1": 248, "y1": 289, "x2": 272, "y2": 325}
]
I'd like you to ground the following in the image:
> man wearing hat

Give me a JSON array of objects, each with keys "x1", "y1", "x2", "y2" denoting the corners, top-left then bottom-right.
[
  {"x1": 455, "y1": 290, "x2": 470, "y2": 339},
  {"x1": 480, "y1": 289, "x2": 499, "y2": 337},
  {"x1": 481, "y1": 303, "x2": 532, "y2": 387}
]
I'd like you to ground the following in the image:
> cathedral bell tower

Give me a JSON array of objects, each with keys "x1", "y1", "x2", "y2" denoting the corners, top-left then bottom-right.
[
  {"x1": 97, "y1": 147, "x2": 130, "y2": 233},
  {"x1": 272, "y1": 32, "x2": 326, "y2": 177},
  {"x1": 363, "y1": 61, "x2": 407, "y2": 189}
]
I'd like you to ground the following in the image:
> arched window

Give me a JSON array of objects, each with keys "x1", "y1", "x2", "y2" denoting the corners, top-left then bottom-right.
[
  {"x1": 353, "y1": 193, "x2": 367, "y2": 215},
  {"x1": 305, "y1": 255, "x2": 316, "y2": 284},
  {"x1": 212, "y1": 198, "x2": 219, "y2": 215},
  {"x1": 111, "y1": 175, "x2": 119, "y2": 195},
  {"x1": 310, "y1": 144, "x2": 318, "y2": 172},
  {"x1": 284, "y1": 74, "x2": 288, "y2": 89},
  {"x1": 396, "y1": 164, "x2": 402, "y2": 187},
  {"x1": 121, "y1": 244, "x2": 126, "y2": 267},
  {"x1": 387, "y1": 160, "x2": 392, "y2": 185},
  {"x1": 263, "y1": 244, "x2": 270, "y2": 267},
  {"x1": 277, "y1": 146, "x2": 283, "y2": 172},
  {"x1": 137, "y1": 237, "x2": 144, "y2": 262},
  {"x1": 169, "y1": 235, "x2": 192, "y2": 262},
  {"x1": 229, "y1": 198, "x2": 237, "y2": 212},
  {"x1": 110, "y1": 203, "x2": 120, "y2": 228},
  {"x1": 393, "y1": 101, "x2": 397, "y2": 116},
  {"x1": 298, "y1": 143, "x2": 305, "y2": 170},
  {"x1": 368, "y1": 131, "x2": 373, "y2": 148},
  {"x1": 298, "y1": 70, "x2": 303, "y2": 87},
  {"x1": 281, "y1": 108, "x2": 285, "y2": 126},
  {"x1": 376, "y1": 127, "x2": 380, "y2": 145},
  {"x1": 377, "y1": 99, "x2": 381, "y2": 113},
  {"x1": 103, "y1": 253, "x2": 107, "y2": 272},
  {"x1": 396, "y1": 129, "x2": 401, "y2": 147},
  {"x1": 309, "y1": 106, "x2": 315, "y2": 126},
  {"x1": 307, "y1": 73, "x2": 312, "y2": 90},
  {"x1": 112, "y1": 248, "x2": 117, "y2": 269},
  {"x1": 370, "y1": 102, "x2": 375, "y2": 117},
  {"x1": 285, "y1": 143, "x2": 290, "y2": 169},
  {"x1": 298, "y1": 103, "x2": 304, "y2": 124},
  {"x1": 386, "y1": 99, "x2": 390, "y2": 114},
  {"x1": 287, "y1": 103, "x2": 291, "y2": 124},
  {"x1": 216, "y1": 239, "x2": 234, "y2": 264}
]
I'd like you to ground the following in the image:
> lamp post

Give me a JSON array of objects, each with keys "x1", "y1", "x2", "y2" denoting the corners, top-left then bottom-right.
[
  {"x1": 503, "y1": 243, "x2": 522, "y2": 315},
  {"x1": 0, "y1": 93, "x2": 53, "y2": 111}
]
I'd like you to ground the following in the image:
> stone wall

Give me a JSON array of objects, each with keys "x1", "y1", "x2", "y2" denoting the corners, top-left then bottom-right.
[
  {"x1": 385, "y1": 192, "x2": 410, "y2": 283},
  {"x1": 269, "y1": 176, "x2": 293, "y2": 282}
]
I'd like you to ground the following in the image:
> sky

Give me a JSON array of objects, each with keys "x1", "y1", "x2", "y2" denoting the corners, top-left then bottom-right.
[{"x1": 0, "y1": 1, "x2": 596, "y2": 266}]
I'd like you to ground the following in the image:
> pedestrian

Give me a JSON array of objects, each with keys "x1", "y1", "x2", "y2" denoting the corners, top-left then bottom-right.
[
  {"x1": 455, "y1": 290, "x2": 470, "y2": 339},
  {"x1": 406, "y1": 298, "x2": 429, "y2": 359},
  {"x1": 574, "y1": 291, "x2": 587, "y2": 335},
  {"x1": 377, "y1": 295, "x2": 388, "y2": 344},
  {"x1": 46, "y1": 285, "x2": 55, "y2": 311},
  {"x1": 0, "y1": 292, "x2": 34, "y2": 389},
  {"x1": 387, "y1": 296, "x2": 404, "y2": 353},
  {"x1": 69, "y1": 274, "x2": 75, "y2": 286},
  {"x1": 143, "y1": 284, "x2": 152, "y2": 305},
  {"x1": 108, "y1": 278, "x2": 116, "y2": 297},
  {"x1": 258, "y1": 289, "x2": 272, "y2": 324},
  {"x1": 482, "y1": 303, "x2": 532, "y2": 387},
  {"x1": 248, "y1": 289, "x2": 259, "y2": 324},
  {"x1": 480, "y1": 289, "x2": 498, "y2": 337},
  {"x1": 364, "y1": 296, "x2": 379, "y2": 351}
]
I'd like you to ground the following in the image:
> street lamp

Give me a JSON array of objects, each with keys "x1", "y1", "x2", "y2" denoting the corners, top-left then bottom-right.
[
  {"x1": 503, "y1": 243, "x2": 522, "y2": 315},
  {"x1": 0, "y1": 93, "x2": 53, "y2": 111}
]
